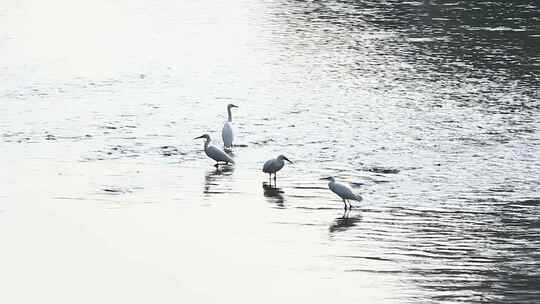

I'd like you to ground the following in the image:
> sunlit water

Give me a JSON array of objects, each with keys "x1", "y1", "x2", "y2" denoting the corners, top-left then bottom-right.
[{"x1": 1, "y1": 0, "x2": 539, "y2": 303}]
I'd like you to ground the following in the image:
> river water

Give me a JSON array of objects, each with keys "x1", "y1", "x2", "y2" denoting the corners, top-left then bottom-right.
[{"x1": 1, "y1": 0, "x2": 539, "y2": 303}]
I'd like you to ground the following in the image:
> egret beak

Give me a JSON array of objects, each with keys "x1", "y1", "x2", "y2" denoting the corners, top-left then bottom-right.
[
  {"x1": 319, "y1": 177, "x2": 330, "y2": 180},
  {"x1": 194, "y1": 135, "x2": 204, "y2": 139},
  {"x1": 283, "y1": 156, "x2": 293, "y2": 164},
  {"x1": 231, "y1": 104, "x2": 239, "y2": 108}
]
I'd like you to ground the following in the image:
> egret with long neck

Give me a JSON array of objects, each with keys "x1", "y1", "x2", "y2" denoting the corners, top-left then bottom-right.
[
  {"x1": 222, "y1": 104, "x2": 238, "y2": 150},
  {"x1": 195, "y1": 134, "x2": 234, "y2": 166},
  {"x1": 322, "y1": 176, "x2": 362, "y2": 210}
]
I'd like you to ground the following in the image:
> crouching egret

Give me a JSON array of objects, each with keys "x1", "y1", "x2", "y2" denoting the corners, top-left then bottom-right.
[
  {"x1": 195, "y1": 134, "x2": 234, "y2": 166},
  {"x1": 222, "y1": 104, "x2": 238, "y2": 150},
  {"x1": 263, "y1": 155, "x2": 293, "y2": 183},
  {"x1": 321, "y1": 177, "x2": 362, "y2": 210}
]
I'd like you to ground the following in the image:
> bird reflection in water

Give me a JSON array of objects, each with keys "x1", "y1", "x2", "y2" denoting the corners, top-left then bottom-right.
[
  {"x1": 203, "y1": 165, "x2": 234, "y2": 195},
  {"x1": 262, "y1": 182, "x2": 285, "y2": 208},
  {"x1": 329, "y1": 210, "x2": 362, "y2": 234}
]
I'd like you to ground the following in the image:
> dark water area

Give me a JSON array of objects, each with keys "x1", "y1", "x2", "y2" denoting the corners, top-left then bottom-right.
[
  {"x1": 275, "y1": 0, "x2": 539, "y2": 98},
  {"x1": 1, "y1": 1, "x2": 539, "y2": 303}
]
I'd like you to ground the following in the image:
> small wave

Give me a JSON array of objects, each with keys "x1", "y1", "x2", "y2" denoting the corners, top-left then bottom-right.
[
  {"x1": 336, "y1": 255, "x2": 395, "y2": 262},
  {"x1": 158, "y1": 145, "x2": 185, "y2": 157},
  {"x1": 345, "y1": 268, "x2": 404, "y2": 274},
  {"x1": 361, "y1": 166, "x2": 400, "y2": 174},
  {"x1": 52, "y1": 196, "x2": 87, "y2": 201},
  {"x1": 292, "y1": 186, "x2": 327, "y2": 190},
  {"x1": 249, "y1": 139, "x2": 275, "y2": 146},
  {"x1": 102, "y1": 187, "x2": 133, "y2": 195}
]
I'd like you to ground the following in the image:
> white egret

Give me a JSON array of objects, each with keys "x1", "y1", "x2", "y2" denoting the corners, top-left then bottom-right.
[
  {"x1": 222, "y1": 104, "x2": 238, "y2": 150},
  {"x1": 321, "y1": 177, "x2": 362, "y2": 210},
  {"x1": 262, "y1": 155, "x2": 293, "y2": 183},
  {"x1": 194, "y1": 134, "x2": 234, "y2": 166}
]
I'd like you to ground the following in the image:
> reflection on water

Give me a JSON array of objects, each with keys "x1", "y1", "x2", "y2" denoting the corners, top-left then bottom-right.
[
  {"x1": 203, "y1": 166, "x2": 235, "y2": 196},
  {"x1": 329, "y1": 210, "x2": 362, "y2": 234},
  {"x1": 262, "y1": 183, "x2": 286, "y2": 208}
]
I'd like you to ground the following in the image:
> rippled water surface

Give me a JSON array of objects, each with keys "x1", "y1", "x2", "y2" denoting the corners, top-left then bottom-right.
[{"x1": 1, "y1": 1, "x2": 539, "y2": 303}]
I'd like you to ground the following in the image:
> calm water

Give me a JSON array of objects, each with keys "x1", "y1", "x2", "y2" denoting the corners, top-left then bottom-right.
[{"x1": 1, "y1": 0, "x2": 539, "y2": 303}]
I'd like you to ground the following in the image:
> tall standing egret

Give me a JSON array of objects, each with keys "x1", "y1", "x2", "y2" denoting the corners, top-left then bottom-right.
[
  {"x1": 321, "y1": 177, "x2": 362, "y2": 210},
  {"x1": 262, "y1": 155, "x2": 293, "y2": 184},
  {"x1": 222, "y1": 104, "x2": 238, "y2": 150},
  {"x1": 195, "y1": 134, "x2": 234, "y2": 166}
]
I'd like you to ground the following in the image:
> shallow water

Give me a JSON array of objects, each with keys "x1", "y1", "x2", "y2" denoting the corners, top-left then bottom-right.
[{"x1": 1, "y1": 0, "x2": 539, "y2": 303}]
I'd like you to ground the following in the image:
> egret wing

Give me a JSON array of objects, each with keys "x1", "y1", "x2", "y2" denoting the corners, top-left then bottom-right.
[
  {"x1": 331, "y1": 182, "x2": 356, "y2": 200},
  {"x1": 206, "y1": 145, "x2": 234, "y2": 163},
  {"x1": 262, "y1": 159, "x2": 274, "y2": 173}
]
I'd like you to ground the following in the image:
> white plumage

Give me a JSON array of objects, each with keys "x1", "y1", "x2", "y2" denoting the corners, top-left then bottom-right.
[
  {"x1": 324, "y1": 177, "x2": 362, "y2": 210},
  {"x1": 222, "y1": 104, "x2": 238, "y2": 150},
  {"x1": 195, "y1": 134, "x2": 234, "y2": 166},
  {"x1": 222, "y1": 121, "x2": 234, "y2": 148},
  {"x1": 263, "y1": 154, "x2": 292, "y2": 183}
]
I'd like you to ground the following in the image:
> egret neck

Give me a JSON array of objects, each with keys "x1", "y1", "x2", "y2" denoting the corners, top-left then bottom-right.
[{"x1": 227, "y1": 106, "x2": 233, "y2": 122}]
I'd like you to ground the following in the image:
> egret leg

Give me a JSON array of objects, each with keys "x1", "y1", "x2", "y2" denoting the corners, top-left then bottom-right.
[
  {"x1": 342, "y1": 199, "x2": 347, "y2": 210},
  {"x1": 347, "y1": 200, "x2": 352, "y2": 210}
]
